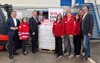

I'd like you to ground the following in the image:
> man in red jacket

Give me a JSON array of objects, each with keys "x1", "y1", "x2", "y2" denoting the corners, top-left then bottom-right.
[
  {"x1": 62, "y1": 12, "x2": 76, "y2": 58},
  {"x1": 62, "y1": 9, "x2": 75, "y2": 56}
]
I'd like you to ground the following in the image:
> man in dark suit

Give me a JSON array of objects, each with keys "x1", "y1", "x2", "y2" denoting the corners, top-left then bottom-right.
[
  {"x1": 37, "y1": 11, "x2": 45, "y2": 22},
  {"x1": 81, "y1": 6, "x2": 94, "y2": 61},
  {"x1": 6, "y1": 11, "x2": 20, "y2": 59},
  {"x1": 29, "y1": 10, "x2": 39, "y2": 53}
]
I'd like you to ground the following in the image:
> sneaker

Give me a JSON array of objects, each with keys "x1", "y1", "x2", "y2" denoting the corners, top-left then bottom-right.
[
  {"x1": 76, "y1": 55, "x2": 80, "y2": 57},
  {"x1": 57, "y1": 55, "x2": 62, "y2": 59},
  {"x1": 69, "y1": 54, "x2": 74, "y2": 58},
  {"x1": 23, "y1": 51, "x2": 28, "y2": 55},
  {"x1": 81, "y1": 52, "x2": 85, "y2": 56},
  {"x1": 54, "y1": 54, "x2": 57, "y2": 56},
  {"x1": 64, "y1": 52, "x2": 69, "y2": 56}
]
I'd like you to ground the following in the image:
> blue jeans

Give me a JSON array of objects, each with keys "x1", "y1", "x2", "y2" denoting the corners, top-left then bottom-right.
[{"x1": 83, "y1": 35, "x2": 90, "y2": 57}]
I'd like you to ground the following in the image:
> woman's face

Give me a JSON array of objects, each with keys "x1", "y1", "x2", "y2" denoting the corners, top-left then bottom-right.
[
  {"x1": 23, "y1": 18, "x2": 27, "y2": 23},
  {"x1": 57, "y1": 15, "x2": 61, "y2": 20},
  {"x1": 75, "y1": 14, "x2": 79, "y2": 20},
  {"x1": 67, "y1": 13, "x2": 72, "y2": 18},
  {"x1": 79, "y1": 10, "x2": 83, "y2": 16}
]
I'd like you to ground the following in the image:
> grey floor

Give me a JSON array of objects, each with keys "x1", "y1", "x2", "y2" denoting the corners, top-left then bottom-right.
[{"x1": 0, "y1": 42, "x2": 100, "y2": 63}]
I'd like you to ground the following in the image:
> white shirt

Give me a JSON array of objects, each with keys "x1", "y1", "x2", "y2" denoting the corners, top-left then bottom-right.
[
  {"x1": 39, "y1": 16, "x2": 42, "y2": 21},
  {"x1": 33, "y1": 16, "x2": 38, "y2": 22},
  {"x1": 82, "y1": 12, "x2": 88, "y2": 20},
  {"x1": 13, "y1": 18, "x2": 17, "y2": 26}
]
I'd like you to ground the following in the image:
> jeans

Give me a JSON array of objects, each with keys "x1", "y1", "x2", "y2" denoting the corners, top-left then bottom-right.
[
  {"x1": 83, "y1": 35, "x2": 90, "y2": 57},
  {"x1": 64, "y1": 35, "x2": 74, "y2": 55}
]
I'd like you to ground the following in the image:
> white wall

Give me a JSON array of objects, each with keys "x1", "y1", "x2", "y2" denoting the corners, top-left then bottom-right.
[{"x1": 0, "y1": 0, "x2": 60, "y2": 7}]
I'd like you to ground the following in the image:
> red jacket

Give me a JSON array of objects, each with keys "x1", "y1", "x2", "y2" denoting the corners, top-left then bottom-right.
[
  {"x1": 75, "y1": 21, "x2": 81, "y2": 35},
  {"x1": 63, "y1": 18, "x2": 76, "y2": 35},
  {"x1": 52, "y1": 21, "x2": 64, "y2": 37},
  {"x1": 62, "y1": 14, "x2": 75, "y2": 34},
  {"x1": 18, "y1": 22, "x2": 30, "y2": 40}
]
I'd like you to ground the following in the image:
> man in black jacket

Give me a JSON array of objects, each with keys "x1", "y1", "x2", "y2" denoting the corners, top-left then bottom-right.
[
  {"x1": 29, "y1": 10, "x2": 39, "y2": 53},
  {"x1": 6, "y1": 11, "x2": 20, "y2": 59},
  {"x1": 81, "y1": 6, "x2": 94, "y2": 61}
]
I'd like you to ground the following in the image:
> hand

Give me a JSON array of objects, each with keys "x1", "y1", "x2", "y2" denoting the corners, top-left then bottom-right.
[
  {"x1": 88, "y1": 33, "x2": 91, "y2": 36},
  {"x1": 11, "y1": 27, "x2": 17, "y2": 30},
  {"x1": 32, "y1": 32, "x2": 35, "y2": 35},
  {"x1": 69, "y1": 35, "x2": 73, "y2": 37},
  {"x1": 15, "y1": 27, "x2": 18, "y2": 29},
  {"x1": 61, "y1": 36, "x2": 63, "y2": 38},
  {"x1": 20, "y1": 38, "x2": 22, "y2": 40}
]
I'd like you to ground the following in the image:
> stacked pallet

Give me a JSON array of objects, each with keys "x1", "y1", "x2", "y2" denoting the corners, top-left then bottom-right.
[{"x1": 38, "y1": 23, "x2": 55, "y2": 51}]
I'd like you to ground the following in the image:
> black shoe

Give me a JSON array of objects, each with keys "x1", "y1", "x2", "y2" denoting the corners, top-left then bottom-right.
[
  {"x1": 9, "y1": 55, "x2": 14, "y2": 59},
  {"x1": 23, "y1": 51, "x2": 28, "y2": 55},
  {"x1": 32, "y1": 51, "x2": 36, "y2": 54},
  {"x1": 13, "y1": 52, "x2": 19, "y2": 55}
]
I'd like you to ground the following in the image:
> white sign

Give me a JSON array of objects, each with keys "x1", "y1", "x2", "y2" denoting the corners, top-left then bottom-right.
[{"x1": 48, "y1": 8, "x2": 63, "y2": 22}]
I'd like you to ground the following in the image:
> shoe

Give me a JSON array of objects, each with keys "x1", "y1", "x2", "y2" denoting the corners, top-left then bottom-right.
[
  {"x1": 54, "y1": 54, "x2": 57, "y2": 56},
  {"x1": 76, "y1": 55, "x2": 80, "y2": 57},
  {"x1": 13, "y1": 52, "x2": 19, "y2": 55},
  {"x1": 57, "y1": 55, "x2": 62, "y2": 59},
  {"x1": 23, "y1": 51, "x2": 28, "y2": 55},
  {"x1": 69, "y1": 54, "x2": 74, "y2": 58},
  {"x1": 9, "y1": 55, "x2": 14, "y2": 59},
  {"x1": 32, "y1": 51, "x2": 36, "y2": 54},
  {"x1": 81, "y1": 52, "x2": 85, "y2": 56},
  {"x1": 64, "y1": 52, "x2": 69, "y2": 56},
  {"x1": 80, "y1": 56, "x2": 87, "y2": 62}
]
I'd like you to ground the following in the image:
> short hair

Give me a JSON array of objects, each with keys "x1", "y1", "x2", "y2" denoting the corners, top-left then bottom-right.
[
  {"x1": 32, "y1": 10, "x2": 37, "y2": 13},
  {"x1": 82, "y1": 6, "x2": 89, "y2": 10},
  {"x1": 11, "y1": 11, "x2": 16, "y2": 14}
]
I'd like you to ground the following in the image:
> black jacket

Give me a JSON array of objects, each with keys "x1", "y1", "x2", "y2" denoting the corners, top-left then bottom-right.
[
  {"x1": 29, "y1": 17, "x2": 38, "y2": 33},
  {"x1": 6, "y1": 18, "x2": 20, "y2": 35},
  {"x1": 81, "y1": 13, "x2": 94, "y2": 35}
]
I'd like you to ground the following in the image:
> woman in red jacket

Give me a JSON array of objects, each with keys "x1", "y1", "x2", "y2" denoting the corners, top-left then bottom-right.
[
  {"x1": 18, "y1": 17, "x2": 29, "y2": 55},
  {"x1": 63, "y1": 12, "x2": 76, "y2": 58},
  {"x1": 74, "y1": 14, "x2": 81, "y2": 57},
  {"x1": 52, "y1": 14, "x2": 63, "y2": 58}
]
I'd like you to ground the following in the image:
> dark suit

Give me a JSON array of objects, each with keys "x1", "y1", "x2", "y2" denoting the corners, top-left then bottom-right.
[
  {"x1": 6, "y1": 18, "x2": 20, "y2": 56},
  {"x1": 81, "y1": 13, "x2": 94, "y2": 35},
  {"x1": 37, "y1": 15, "x2": 45, "y2": 22},
  {"x1": 29, "y1": 17, "x2": 38, "y2": 52},
  {"x1": 81, "y1": 13, "x2": 94, "y2": 57}
]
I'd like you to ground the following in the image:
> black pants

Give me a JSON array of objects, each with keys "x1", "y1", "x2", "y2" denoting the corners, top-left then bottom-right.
[
  {"x1": 74, "y1": 35, "x2": 81, "y2": 55},
  {"x1": 8, "y1": 32, "x2": 19, "y2": 56},
  {"x1": 22, "y1": 40, "x2": 27, "y2": 52},
  {"x1": 31, "y1": 33, "x2": 38, "y2": 52},
  {"x1": 55, "y1": 36, "x2": 63, "y2": 56}
]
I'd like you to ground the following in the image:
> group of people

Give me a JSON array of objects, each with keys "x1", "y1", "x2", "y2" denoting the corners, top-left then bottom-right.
[
  {"x1": 6, "y1": 6, "x2": 94, "y2": 62},
  {"x1": 52, "y1": 6, "x2": 94, "y2": 61},
  {"x1": 6, "y1": 10, "x2": 45, "y2": 59}
]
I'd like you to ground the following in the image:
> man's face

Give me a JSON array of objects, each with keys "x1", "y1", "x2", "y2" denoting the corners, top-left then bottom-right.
[
  {"x1": 33, "y1": 11, "x2": 37, "y2": 17},
  {"x1": 11, "y1": 12, "x2": 17, "y2": 18},
  {"x1": 39, "y1": 11, "x2": 43, "y2": 16},
  {"x1": 82, "y1": 7, "x2": 87, "y2": 14},
  {"x1": 66, "y1": 9, "x2": 70, "y2": 14}
]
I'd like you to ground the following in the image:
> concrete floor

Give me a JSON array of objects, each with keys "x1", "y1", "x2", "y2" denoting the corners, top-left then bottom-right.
[{"x1": 0, "y1": 42, "x2": 100, "y2": 63}]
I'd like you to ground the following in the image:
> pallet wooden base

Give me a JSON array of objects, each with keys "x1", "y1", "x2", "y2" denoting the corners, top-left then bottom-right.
[{"x1": 39, "y1": 48, "x2": 54, "y2": 52}]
